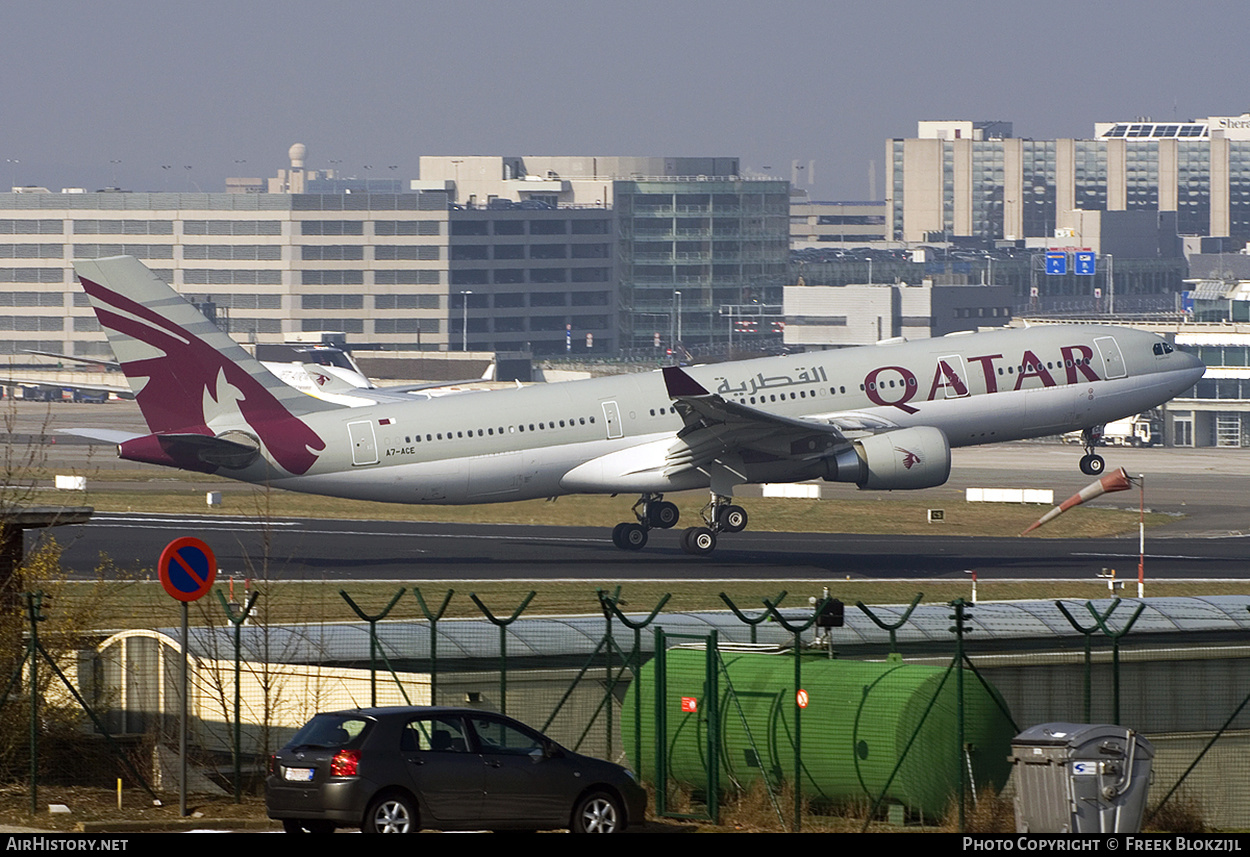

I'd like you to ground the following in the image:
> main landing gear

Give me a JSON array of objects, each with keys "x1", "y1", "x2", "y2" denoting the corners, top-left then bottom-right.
[
  {"x1": 678, "y1": 494, "x2": 748, "y2": 557},
  {"x1": 611, "y1": 493, "x2": 680, "y2": 551},
  {"x1": 1078, "y1": 427, "x2": 1106, "y2": 476},
  {"x1": 610, "y1": 492, "x2": 748, "y2": 556}
]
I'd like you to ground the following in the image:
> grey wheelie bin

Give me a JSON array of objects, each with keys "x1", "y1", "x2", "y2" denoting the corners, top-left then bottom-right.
[{"x1": 1010, "y1": 723, "x2": 1154, "y2": 833}]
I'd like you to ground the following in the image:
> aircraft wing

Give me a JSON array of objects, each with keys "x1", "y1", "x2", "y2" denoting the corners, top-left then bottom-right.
[
  {"x1": 22, "y1": 348, "x2": 121, "y2": 369},
  {"x1": 0, "y1": 378, "x2": 134, "y2": 399},
  {"x1": 373, "y1": 379, "x2": 495, "y2": 395},
  {"x1": 661, "y1": 366, "x2": 849, "y2": 474}
]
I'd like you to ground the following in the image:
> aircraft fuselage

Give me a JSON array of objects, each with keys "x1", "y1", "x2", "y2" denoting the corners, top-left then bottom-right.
[{"x1": 188, "y1": 324, "x2": 1203, "y2": 505}]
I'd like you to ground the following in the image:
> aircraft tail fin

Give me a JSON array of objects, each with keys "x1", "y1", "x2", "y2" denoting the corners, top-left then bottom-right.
[{"x1": 73, "y1": 256, "x2": 337, "y2": 474}]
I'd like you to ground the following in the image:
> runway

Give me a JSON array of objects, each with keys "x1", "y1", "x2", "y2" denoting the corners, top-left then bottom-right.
[
  {"x1": 46, "y1": 511, "x2": 1250, "y2": 582},
  {"x1": 12, "y1": 400, "x2": 1250, "y2": 582}
]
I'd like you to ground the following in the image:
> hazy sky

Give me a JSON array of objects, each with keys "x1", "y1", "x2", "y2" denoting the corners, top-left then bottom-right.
[{"x1": 3, "y1": 1, "x2": 1246, "y2": 199}]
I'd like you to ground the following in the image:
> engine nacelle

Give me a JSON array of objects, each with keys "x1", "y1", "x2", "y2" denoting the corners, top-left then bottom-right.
[{"x1": 822, "y1": 426, "x2": 951, "y2": 490}]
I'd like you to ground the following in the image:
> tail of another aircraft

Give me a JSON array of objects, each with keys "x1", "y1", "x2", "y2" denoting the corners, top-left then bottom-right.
[{"x1": 73, "y1": 256, "x2": 337, "y2": 475}]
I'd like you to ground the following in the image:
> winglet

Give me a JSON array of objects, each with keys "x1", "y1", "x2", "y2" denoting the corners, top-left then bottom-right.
[{"x1": 662, "y1": 365, "x2": 710, "y2": 398}]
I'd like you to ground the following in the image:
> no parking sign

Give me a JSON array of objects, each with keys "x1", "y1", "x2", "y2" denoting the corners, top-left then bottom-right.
[
  {"x1": 158, "y1": 537, "x2": 217, "y2": 602},
  {"x1": 158, "y1": 535, "x2": 217, "y2": 818}
]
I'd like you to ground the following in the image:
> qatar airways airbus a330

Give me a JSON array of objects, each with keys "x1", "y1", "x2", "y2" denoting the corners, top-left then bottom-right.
[{"x1": 68, "y1": 256, "x2": 1204, "y2": 555}]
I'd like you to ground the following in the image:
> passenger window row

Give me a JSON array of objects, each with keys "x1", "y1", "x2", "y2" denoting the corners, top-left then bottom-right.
[{"x1": 399, "y1": 415, "x2": 596, "y2": 444}]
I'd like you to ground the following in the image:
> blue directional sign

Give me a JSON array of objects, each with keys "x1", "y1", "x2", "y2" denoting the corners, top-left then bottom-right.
[
  {"x1": 1045, "y1": 252, "x2": 1067, "y2": 275},
  {"x1": 158, "y1": 537, "x2": 217, "y2": 602},
  {"x1": 1074, "y1": 251, "x2": 1096, "y2": 276}
]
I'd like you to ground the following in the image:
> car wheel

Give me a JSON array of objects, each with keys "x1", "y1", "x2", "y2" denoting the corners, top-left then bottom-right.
[
  {"x1": 282, "y1": 818, "x2": 334, "y2": 833},
  {"x1": 572, "y1": 790, "x2": 624, "y2": 833},
  {"x1": 364, "y1": 793, "x2": 418, "y2": 833}
]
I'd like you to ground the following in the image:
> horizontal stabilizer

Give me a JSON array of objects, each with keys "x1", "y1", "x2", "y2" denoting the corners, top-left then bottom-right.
[
  {"x1": 118, "y1": 431, "x2": 262, "y2": 472},
  {"x1": 57, "y1": 428, "x2": 143, "y2": 444}
]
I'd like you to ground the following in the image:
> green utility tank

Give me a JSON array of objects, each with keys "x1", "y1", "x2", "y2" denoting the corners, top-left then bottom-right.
[{"x1": 623, "y1": 648, "x2": 1014, "y2": 816}]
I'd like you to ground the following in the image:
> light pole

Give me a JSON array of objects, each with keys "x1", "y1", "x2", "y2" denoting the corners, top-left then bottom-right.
[
  {"x1": 1136, "y1": 473, "x2": 1145, "y2": 598},
  {"x1": 674, "y1": 290, "x2": 682, "y2": 352},
  {"x1": 460, "y1": 290, "x2": 472, "y2": 351},
  {"x1": 1106, "y1": 254, "x2": 1115, "y2": 315}
]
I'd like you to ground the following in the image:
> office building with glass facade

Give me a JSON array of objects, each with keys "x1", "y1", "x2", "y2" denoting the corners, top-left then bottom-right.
[
  {"x1": 614, "y1": 178, "x2": 790, "y2": 352},
  {"x1": 417, "y1": 157, "x2": 790, "y2": 354}
]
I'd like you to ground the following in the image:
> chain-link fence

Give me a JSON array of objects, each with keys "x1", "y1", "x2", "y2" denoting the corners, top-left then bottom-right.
[{"x1": 7, "y1": 587, "x2": 1250, "y2": 831}]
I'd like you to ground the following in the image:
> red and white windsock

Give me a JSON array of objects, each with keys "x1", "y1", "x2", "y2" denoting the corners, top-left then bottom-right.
[{"x1": 1021, "y1": 467, "x2": 1134, "y2": 535}]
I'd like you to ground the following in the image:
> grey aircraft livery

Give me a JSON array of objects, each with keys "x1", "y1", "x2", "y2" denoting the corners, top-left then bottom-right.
[{"x1": 69, "y1": 256, "x2": 1205, "y2": 555}]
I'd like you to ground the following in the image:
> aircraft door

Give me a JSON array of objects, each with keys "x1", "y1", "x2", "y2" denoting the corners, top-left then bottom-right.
[
  {"x1": 1094, "y1": 336, "x2": 1127, "y2": 379},
  {"x1": 347, "y1": 420, "x2": 379, "y2": 466},
  {"x1": 935, "y1": 354, "x2": 971, "y2": 398},
  {"x1": 601, "y1": 400, "x2": 623, "y2": 439}
]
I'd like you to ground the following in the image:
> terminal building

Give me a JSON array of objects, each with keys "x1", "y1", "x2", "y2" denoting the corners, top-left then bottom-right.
[
  {"x1": 0, "y1": 150, "x2": 791, "y2": 360},
  {"x1": 0, "y1": 187, "x2": 617, "y2": 359}
]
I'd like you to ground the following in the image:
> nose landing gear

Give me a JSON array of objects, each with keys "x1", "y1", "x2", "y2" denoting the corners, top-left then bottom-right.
[{"x1": 1078, "y1": 426, "x2": 1106, "y2": 476}]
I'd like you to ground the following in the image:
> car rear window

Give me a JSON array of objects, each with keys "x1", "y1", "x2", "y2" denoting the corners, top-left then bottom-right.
[{"x1": 285, "y1": 714, "x2": 371, "y2": 750}]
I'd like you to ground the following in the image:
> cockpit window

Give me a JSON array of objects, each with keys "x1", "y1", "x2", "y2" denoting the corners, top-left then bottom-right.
[{"x1": 1152, "y1": 342, "x2": 1174, "y2": 356}]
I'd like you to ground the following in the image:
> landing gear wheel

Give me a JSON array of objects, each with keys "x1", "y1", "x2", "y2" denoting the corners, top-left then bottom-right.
[
  {"x1": 618, "y1": 522, "x2": 648, "y2": 550},
  {"x1": 717, "y1": 504, "x2": 748, "y2": 533},
  {"x1": 681, "y1": 526, "x2": 717, "y2": 556},
  {"x1": 1079, "y1": 453, "x2": 1106, "y2": 476},
  {"x1": 647, "y1": 501, "x2": 680, "y2": 529}
]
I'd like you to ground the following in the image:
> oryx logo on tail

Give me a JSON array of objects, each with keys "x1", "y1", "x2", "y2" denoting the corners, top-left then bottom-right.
[{"x1": 77, "y1": 264, "x2": 327, "y2": 476}]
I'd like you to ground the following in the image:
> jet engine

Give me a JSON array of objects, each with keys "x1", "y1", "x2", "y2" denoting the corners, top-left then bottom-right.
[{"x1": 821, "y1": 426, "x2": 951, "y2": 490}]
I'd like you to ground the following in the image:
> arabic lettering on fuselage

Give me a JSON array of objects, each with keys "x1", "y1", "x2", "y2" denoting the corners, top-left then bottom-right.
[
  {"x1": 716, "y1": 344, "x2": 1103, "y2": 416},
  {"x1": 714, "y1": 365, "x2": 829, "y2": 396}
]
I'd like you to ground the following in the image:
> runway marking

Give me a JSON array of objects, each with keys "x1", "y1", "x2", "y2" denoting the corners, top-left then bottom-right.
[
  {"x1": 1070, "y1": 551, "x2": 1226, "y2": 561},
  {"x1": 83, "y1": 516, "x2": 602, "y2": 546},
  {"x1": 90, "y1": 522, "x2": 599, "y2": 543},
  {"x1": 90, "y1": 514, "x2": 300, "y2": 527}
]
